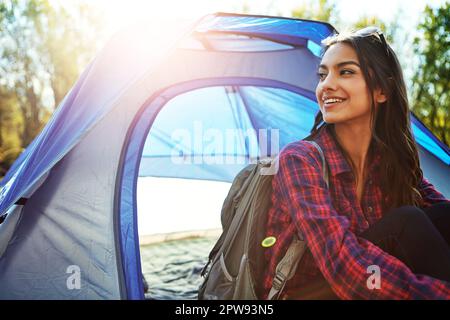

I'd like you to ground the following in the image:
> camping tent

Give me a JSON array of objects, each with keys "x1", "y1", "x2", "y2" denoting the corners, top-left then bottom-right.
[{"x1": 0, "y1": 13, "x2": 448, "y2": 300}]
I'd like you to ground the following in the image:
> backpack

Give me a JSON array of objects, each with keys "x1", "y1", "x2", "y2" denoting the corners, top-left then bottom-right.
[{"x1": 198, "y1": 140, "x2": 329, "y2": 300}]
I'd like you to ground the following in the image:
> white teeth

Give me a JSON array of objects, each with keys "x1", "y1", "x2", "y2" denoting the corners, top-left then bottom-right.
[{"x1": 324, "y1": 98, "x2": 344, "y2": 104}]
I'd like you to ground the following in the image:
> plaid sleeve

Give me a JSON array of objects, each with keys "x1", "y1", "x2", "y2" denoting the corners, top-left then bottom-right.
[
  {"x1": 419, "y1": 177, "x2": 449, "y2": 208},
  {"x1": 277, "y1": 143, "x2": 450, "y2": 300}
]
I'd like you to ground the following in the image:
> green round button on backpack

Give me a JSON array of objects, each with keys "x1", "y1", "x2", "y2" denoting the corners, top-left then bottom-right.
[{"x1": 261, "y1": 236, "x2": 277, "y2": 248}]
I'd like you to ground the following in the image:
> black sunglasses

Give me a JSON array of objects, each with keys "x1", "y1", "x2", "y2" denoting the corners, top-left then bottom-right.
[{"x1": 354, "y1": 26, "x2": 390, "y2": 57}]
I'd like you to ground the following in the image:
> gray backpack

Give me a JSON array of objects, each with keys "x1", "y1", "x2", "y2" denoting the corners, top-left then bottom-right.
[{"x1": 198, "y1": 140, "x2": 329, "y2": 300}]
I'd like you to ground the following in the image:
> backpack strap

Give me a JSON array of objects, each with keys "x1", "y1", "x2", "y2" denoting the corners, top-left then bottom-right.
[
  {"x1": 267, "y1": 140, "x2": 329, "y2": 300},
  {"x1": 267, "y1": 238, "x2": 306, "y2": 300}
]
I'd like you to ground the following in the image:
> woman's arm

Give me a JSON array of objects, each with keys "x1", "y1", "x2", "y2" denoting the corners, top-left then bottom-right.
[
  {"x1": 277, "y1": 143, "x2": 450, "y2": 299},
  {"x1": 419, "y1": 177, "x2": 449, "y2": 207}
]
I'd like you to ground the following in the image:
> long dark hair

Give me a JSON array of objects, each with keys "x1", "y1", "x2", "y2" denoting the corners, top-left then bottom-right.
[{"x1": 310, "y1": 29, "x2": 423, "y2": 210}]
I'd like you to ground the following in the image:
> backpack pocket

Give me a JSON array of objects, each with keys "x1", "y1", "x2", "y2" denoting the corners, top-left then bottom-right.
[
  {"x1": 198, "y1": 252, "x2": 236, "y2": 300},
  {"x1": 233, "y1": 254, "x2": 258, "y2": 299}
]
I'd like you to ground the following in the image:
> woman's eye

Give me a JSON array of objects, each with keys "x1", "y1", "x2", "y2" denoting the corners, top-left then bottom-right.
[
  {"x1": 317, "y1": 72, "x2": 327, "y2": 80},
  {"x1": 340, "y1": 69, "x2": 355, "y2": 75}
]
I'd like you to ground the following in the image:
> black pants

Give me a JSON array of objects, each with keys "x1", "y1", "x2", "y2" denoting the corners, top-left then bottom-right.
[
  {"x1": 288, "y1": 202, "x2": 450, "y2": 299},
  {"x1": 361, "y1": 202, "x2": 450, "y2": 282}
]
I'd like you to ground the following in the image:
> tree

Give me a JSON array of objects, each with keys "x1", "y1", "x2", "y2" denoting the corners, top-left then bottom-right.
[
  {"x1": 351, "y1": 17, "x2": 390, "y2": 39},
  {"x1": 411, "y1": 2, "x2": 449, "y2": 146},
  {"x1": 0, "y1": 87, "x2": 23, "y2": 176},
  {"x1": 0, "y1": 0, "x2": 106, "y2": 177},
  {"x1": 291, "y1": 0, "x2": 337, "y2": 24},
  {"x1": 36, "y1": 1, "x2": 106, "y2": 108},
  {"x1": 1, "y1": 1, "x2": 41, "y2": 147}
]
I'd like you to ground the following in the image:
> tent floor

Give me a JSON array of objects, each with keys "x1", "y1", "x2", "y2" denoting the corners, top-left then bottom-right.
[{"x1": 140, "y1": 236, "x2": 218, "y2": 300}]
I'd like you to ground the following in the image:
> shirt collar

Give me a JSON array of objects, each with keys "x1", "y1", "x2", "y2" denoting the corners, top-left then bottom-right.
[
  {"x1": 313, "y1": 124, "x2": 382, "y2": 177},
  {"x1": 313, "y1": 124, "x2": 351, "y2": 177}
]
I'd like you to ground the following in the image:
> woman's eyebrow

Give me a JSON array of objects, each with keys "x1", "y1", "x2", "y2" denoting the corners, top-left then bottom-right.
[{"x1": 319, "y1": 61, "x2": 361, "y2": 69}]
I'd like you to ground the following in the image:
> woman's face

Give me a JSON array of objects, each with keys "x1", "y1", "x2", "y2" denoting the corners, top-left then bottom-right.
[{"x1": 316, "y1": 42, "x2": 382, "y2": 126}]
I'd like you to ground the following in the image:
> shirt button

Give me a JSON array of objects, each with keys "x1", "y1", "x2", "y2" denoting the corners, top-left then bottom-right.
[
  {"x1": 367, "y1": 206, "x2": 373, "y2": 213},
  {"x1": 368, "y1": 180, "x2": 373, "y2": 185}
]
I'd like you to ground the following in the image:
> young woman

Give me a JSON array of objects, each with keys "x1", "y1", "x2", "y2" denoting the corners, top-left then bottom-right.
[{"x1": 263, "y1": 27, "x2": 450, "y2": 299}]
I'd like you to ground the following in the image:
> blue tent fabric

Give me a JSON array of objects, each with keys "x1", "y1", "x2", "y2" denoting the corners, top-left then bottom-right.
[
  {"x1": 137, "y1": 79, "x2": 319, "y2": 181},
  {"x1": 196, "y1": 13, "x2": 336, "y2": 47},
  {"x1": 411, "y1": 115, "x2": 450, "y2": 165},
  {"x1": 0, "y1": 62, "x2": 94, "y2": 216}
]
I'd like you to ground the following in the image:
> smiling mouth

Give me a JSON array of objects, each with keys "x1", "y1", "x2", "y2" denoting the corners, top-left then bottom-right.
[{"x1": 323, "y1": 98, "x2": 346, "y2": 107}]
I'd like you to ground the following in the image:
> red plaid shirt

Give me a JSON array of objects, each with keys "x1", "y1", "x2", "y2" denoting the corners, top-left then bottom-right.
[{"x1": 263, "y1": 124, "x2": 450, "y2": 299}]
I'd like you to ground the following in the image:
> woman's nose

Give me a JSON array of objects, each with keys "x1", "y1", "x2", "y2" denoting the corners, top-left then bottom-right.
[{"x1": 320, "y1": 73, "x2": 338, "y2": 91}]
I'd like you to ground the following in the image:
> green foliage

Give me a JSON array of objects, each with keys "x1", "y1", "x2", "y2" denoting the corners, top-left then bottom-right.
[
  {"x1": 37, "y1": 1, "x2": 106, "y2": 107},
  {"x1": 0, "y1": 87, "x2": 23, "y2": 176},
  {"x1": 351, "y1": 17, "x2": 390, "y2": 40},
  {"x1": 411, "y1": 2, "x2": 450, "y2": 146},
  {"x1": 1, "y1": 0, "x2": 49, "y2": 149},
  {"x1": 291, "y1": 0, "x2": 336, "y2": 23},
  {"x1": 0, "y1": 0, "x2": 106, "y2": 177}
]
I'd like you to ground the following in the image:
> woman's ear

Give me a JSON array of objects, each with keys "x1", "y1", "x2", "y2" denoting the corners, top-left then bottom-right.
[{"x1": 374, "y1": 88, "x2": 387, "y2": 104}]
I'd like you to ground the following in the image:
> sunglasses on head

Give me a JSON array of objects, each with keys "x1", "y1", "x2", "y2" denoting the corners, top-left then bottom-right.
[{"x1": 354, "y1": 26, "x2": 390, "y2": 57}]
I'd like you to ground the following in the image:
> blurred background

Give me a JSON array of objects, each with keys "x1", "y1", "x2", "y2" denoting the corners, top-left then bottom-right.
[{"x1": 0, "y1": 0, "x2": 448, "y2": 178}]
